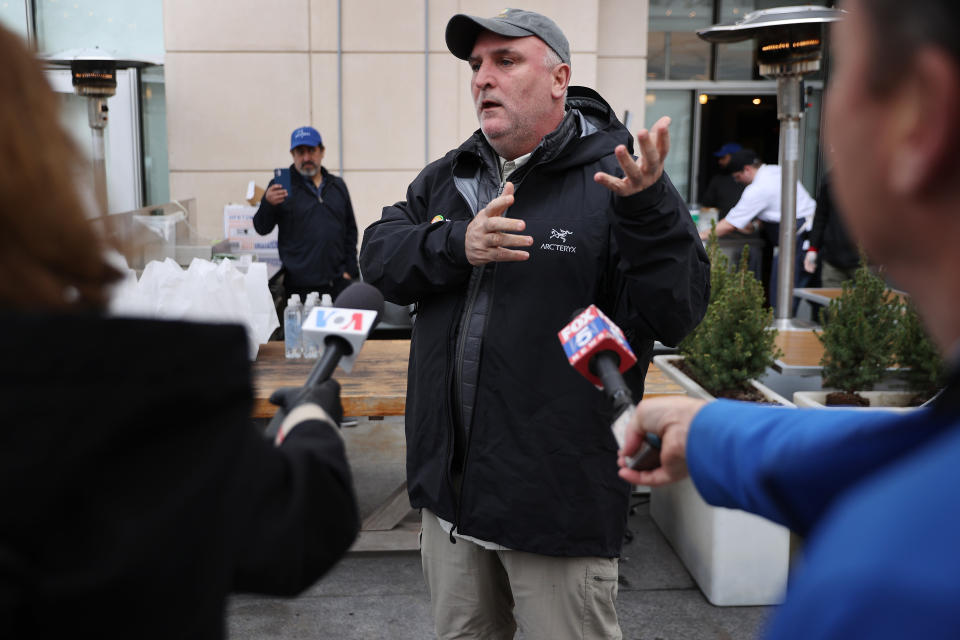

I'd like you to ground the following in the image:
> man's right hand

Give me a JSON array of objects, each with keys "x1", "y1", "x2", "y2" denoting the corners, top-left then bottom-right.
[
  {"x1": 265, "y1": 183, "x2": 288, "y2": 206},
  {"x1": 464, "y1": 182, "x2": 533, "y2": 266},
  {"x1": 618, "y1": 396, "x2": 706, "y2": 487}
]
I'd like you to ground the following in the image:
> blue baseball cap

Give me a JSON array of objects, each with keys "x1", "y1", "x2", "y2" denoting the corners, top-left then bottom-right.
[
  {"x1": 290, "y1": 126, "x2": 323, "y2": 150},
  {"x1": 713, "y1": 142, "x2": 742, "y2": 157}
]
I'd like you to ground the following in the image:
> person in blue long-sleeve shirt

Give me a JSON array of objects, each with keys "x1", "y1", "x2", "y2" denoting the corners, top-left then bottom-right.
[{"x1": 620, "y1": 0, "x2": 960, "y2": 637}]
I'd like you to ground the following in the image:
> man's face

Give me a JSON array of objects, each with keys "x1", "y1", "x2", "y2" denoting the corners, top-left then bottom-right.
[
  {"x1": 291, "y1": 145, "x2": 324, "y2": 177},
  {"x1": 732, "y1": 165, "x2": 755, "y2": 185},
  {"x1": 718, "y1": 154, "x2": 731, "y2": 169},
  {"x1": 469, "y1": 31, "x2": 562, "y2": 156},
  {"x1": 824, "y1": 0, "x2": 895, "y2": 263}
]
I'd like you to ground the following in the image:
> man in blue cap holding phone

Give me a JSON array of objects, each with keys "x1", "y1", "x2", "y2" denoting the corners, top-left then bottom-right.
[{"x1": 254, "y1": 126, "x2": 359, "y2": 302}]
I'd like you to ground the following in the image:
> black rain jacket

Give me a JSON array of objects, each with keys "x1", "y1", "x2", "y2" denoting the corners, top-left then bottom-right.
[{"x1": 360, "y1": 87, "x2": 709, "y2": 557}]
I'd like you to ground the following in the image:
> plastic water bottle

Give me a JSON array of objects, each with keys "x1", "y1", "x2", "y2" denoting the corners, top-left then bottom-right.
[
  {"x1": 302, "y1": 293, "x2": 319, "y2": 359},
  {"x1": 284, "y1": 294, "x2": 303, "y2": 359},
  {"x1": 321, "y1": 293, "x2": 333, "y2": 307}
]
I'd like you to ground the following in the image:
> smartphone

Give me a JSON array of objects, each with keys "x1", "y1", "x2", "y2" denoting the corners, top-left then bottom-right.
[{"x1": 273, "y1": 168, "x2": 292, "y2": 194}]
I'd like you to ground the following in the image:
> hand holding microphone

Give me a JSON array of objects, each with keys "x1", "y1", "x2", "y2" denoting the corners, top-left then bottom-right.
[
  {"x1": 265, "y1": 282, "x2": 385, "y2": 442},
  {"x1": 617, "y1": 396, "x2": 705, "y2": 487},
  {"x1": 558, "y1": 306, "x2": 662, "y2": 472},
  {"x1": 269, "y1": 379, "x2": 344, "y2": 445}
]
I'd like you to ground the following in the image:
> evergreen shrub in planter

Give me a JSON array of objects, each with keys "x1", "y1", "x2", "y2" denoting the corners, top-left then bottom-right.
[
  {"x1": 815, "y1": 260, "x2": 900, "y2": 406},
  {"x1": 675, "y1": 226, "x2": 783, "y2": 401},
  {"x1": 895, "y1": 301, "x2": 945, "y2": 404},
  {"x1": 650, "y1": 226, "x2": 792, "y2": 607}
]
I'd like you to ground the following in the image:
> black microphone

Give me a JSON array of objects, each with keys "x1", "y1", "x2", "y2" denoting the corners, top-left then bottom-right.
[
  {"x1": 304, "y1": 282, "x2": 385, "y2": 386},
  {"x1": 266, "y1": 282, "x2": 385, "y2": 438},
  {"x1": 559, "y1": 307, "x2": 661, "y2": 471}
]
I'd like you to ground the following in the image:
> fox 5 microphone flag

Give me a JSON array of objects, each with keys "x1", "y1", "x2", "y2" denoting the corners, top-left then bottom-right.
[{"x1": 558, "y1": 305, "x2": 637, "y2": 388}]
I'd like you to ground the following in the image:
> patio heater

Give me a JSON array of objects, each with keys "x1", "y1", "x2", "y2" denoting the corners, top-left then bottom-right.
[
  {"x1": 697, "y1": 6, "x2": 843, "y2": 329},
  {"x1": 69, "y1": 51, "x2": 117, "y2": 215}
]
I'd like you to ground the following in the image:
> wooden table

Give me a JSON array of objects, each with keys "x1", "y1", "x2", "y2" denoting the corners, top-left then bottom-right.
[
  {"x1": 794, "y1": 287, "x2": 909, "y2": 307},
  {"x1": 253, "y1": 340, "x2": 684, "y2": 412},
  {"x1": 252, "y1": 340, "x2": 409, "y2": 419},
  {"x1": 772, "y1": 329, "x2": 824, "y2": 375},
  {"x1": 645, "y1": 362, "x2": 687, "y2": 398},
  {"x1": 252, "y1": 342, "x2": 684, "y2": 550}
]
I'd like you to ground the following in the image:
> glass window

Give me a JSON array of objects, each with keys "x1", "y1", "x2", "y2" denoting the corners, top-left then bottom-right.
[
  {"x1": 801, "y1": 86, "x2": 823, "y2": 197},
  {"x1": 141, "y1": 66, "x2": 169, "y2": 206},
  {"x1": 648, "y1": 0, "x2": 713, "y2": 80},
  {"x1": 648, "y1": 31, "x2": 666, "y2": 80},
  {"x1": 35, "y1": 0, "x2": 163, "y2": 60},
  {"x1": 645, "y1": 90, "x2": 693, "y2": 201},
  {"x1": 0, "y1": 0, "x2": 30, "y2": 39}
]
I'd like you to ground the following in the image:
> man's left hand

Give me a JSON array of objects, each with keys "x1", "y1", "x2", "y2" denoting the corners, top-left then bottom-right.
[{"x1": 594, "y1": 116, "x2": 671, "y2": 197}]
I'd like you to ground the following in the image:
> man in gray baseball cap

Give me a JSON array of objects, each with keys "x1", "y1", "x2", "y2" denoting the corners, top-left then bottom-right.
[
  {"x1": 361, "y1": 8, "x2": 708, "y2": 639},
  {"x1": 445, "y1": 8, "x2": 571, "y2": 64}
]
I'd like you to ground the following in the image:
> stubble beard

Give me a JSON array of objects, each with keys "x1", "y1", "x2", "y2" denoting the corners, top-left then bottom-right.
[{"x1": 296, "y1": 163, "x2": 318, "y2": 178}]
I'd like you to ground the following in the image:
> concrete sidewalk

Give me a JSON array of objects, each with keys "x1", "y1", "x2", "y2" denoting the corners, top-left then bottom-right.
[{"x1": 228, "y1": 418, "x2": 773, "y2": 639}]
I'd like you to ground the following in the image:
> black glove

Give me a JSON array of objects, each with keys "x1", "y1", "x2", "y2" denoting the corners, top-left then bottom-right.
[{"x1": 268, "y1": 379, "x2": 344, "y2": 427}]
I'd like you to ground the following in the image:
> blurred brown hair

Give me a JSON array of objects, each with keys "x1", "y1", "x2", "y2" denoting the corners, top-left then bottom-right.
[{"x1": 0, "y1": 23, "x2": 121, "y2": 311}]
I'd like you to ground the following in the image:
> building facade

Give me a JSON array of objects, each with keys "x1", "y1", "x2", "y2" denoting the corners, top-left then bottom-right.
[{"x1": 1, "y1": 0, "x2": 829, "y2": 247}]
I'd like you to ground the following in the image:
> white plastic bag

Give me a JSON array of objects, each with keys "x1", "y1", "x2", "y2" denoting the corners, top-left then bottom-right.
[{"x1": 109, "y1": 257, "x2": 279, "y2": 359}]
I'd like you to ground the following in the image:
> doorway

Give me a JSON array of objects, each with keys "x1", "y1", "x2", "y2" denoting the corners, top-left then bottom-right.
[{"x1": 696, "y1": 93, "x2": 779, "y2": 201}]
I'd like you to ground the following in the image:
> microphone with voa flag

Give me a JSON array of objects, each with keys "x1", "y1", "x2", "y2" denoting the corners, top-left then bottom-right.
[
  {"x1": 265, "y1": 282, "x2": 385, "y2": 439},
  {"x1": 558, "y1": 305, "x2": 661, "y2": 471}
]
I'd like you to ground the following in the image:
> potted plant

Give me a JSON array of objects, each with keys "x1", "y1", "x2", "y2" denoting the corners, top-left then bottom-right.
[
  {"x1": 894, "y1": 300, "x2": 945, "y2": 405},
  {"x1": 793, "y1": 260, "x2": 911, "y2": 409},
  {"x1": 650, "y1": 225, "x2": 792, "y2": 607},
  {"x1": 655, "y1": 226, "x2": 789, "y2": 405}
]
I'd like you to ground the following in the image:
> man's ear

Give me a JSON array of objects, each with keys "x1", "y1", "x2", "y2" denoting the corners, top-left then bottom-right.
[
  {"x1": 552, "y1": 63, "x2": 571, "y2": 100},
  {"x1": 889, "y1": 46, "x2": 960, "y2": 195}
]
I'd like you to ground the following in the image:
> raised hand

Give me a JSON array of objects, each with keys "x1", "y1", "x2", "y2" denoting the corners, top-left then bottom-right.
[{"x1": 594, "y1": 116, "x2": 672, "y2": 197}]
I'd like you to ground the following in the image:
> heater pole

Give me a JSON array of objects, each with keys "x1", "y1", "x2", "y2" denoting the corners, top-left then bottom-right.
[{"x1": 87, "y1": 97, "x2": 109, "y2": 215}]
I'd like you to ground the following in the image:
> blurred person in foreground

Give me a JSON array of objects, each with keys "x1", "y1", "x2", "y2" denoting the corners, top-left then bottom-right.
[
  {"x1": 621, "y1": 0, "x2": 960, "y2": 637},
  {"x1": 0, "y1": 24, "x2": 358, "y2": 639}
]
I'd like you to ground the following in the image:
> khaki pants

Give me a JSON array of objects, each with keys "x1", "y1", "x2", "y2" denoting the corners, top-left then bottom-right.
[{"x1": 420, "y1": 512, "x2": 622, "y2": 640}]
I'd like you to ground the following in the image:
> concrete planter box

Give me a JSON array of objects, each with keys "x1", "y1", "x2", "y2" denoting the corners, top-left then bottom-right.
[
  {"x1": 653, "y1": 355, "x2": 795, "y2": 406},
  {"x1": 649, "y1": 355, "x2": 793, "y2": 606},
  {"x1": 793, "y1": 390, "x2": 920, "y2": 412}
]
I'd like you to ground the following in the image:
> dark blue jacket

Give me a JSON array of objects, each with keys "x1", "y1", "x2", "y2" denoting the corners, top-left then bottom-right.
[
  {"x1": 689, "y1": 397, "x2": 960, "y2": 639},
  {"x1": 360, "y1": 87, "x2": 709, "y2": 557},
  {"x1": 254, "y1": 165, "x2": 359, "y2": 288}
]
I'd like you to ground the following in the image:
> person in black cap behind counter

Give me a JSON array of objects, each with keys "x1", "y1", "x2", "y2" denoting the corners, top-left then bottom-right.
[
  {"x1": 700, "y1": 141, "x2": 746, "y2": 218},
  {"x1": 361, "y1": 7, "x2": 708, "y2": 639}
]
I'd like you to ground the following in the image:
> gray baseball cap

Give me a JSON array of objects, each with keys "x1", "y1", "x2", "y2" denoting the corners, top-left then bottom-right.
[{"x1": 445, "y1": 8, "x2": 570, "y2": 64}]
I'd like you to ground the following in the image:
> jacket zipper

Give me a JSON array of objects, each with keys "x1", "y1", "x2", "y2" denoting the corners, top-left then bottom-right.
[{"x1": 449, "y1": 157, "x2": 540, "y2": 539}]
